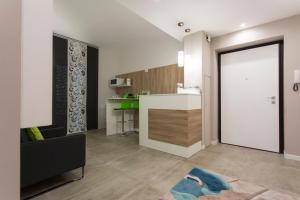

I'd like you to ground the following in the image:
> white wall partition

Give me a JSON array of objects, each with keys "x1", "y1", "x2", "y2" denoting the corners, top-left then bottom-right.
[
  {"x1": 183, "y1": 31, "x2": 212, "y2": 147},
  {"x1": 183, "y1": 32, "x2": 203, "y2": 89},
  {"x1": 21, "y1": 0, "x2": 53, "y2": 128}
]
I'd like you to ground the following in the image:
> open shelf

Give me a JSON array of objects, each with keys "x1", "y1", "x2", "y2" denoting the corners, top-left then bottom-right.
[{"x1": 110, "y1": 84, "x2": 131, "y2": 88}]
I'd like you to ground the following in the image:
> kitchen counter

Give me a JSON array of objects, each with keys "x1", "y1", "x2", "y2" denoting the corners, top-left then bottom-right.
[
  {"x1": 107, "y1": 98, "x2": 139, "y2": 100},
  {"x1": 139, "y1": 93, "x2": 201, "y2": 96},
  {"x1": 139, "y1": 94, "x2": 202, "y2": 158}
]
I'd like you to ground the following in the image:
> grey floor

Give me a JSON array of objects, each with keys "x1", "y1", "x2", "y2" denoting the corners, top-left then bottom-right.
[{"x1": 33, "y1": 129, "x2": 300, "y2": 200}]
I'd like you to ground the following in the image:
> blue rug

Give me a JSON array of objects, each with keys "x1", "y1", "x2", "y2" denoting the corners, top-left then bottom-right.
[{"x1": 166, "y1": 168, "x2": 231, "y2": 200}]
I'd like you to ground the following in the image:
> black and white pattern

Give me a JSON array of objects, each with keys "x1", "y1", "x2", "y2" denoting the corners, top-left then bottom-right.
[{"x1": 67, "y1": 39, "x2": 87, "y2": 134}]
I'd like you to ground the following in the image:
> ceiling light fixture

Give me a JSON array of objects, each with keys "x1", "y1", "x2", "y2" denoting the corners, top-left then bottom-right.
[
  {"x1": 178, "y1": 22, "x2": 184, "y2": 27},
  {"x1": 185, "y1": 28, "x2": 191, "y2": 33},
  {"x1": 240, "y1": 23, "x2": 246, "y2": 28}
]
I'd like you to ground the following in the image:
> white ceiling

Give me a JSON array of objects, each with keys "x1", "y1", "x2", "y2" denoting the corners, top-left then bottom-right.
[
  {"x1": 54, "y1": 0, "x2": 300, "y2": 47},
  {"x1": 54, "y1": 0, "x2": 179, "y2": 47},
  {"x1": 117, "y1": 0, "x2": 300, "y2": 40}
]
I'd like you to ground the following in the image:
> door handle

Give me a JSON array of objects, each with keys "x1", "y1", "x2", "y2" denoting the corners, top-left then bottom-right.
[
  {"x1": 266, "y1": 96, "x2": 276, "y2": 100},
  {"x1": 266, "y1": 96, "x2": 276, "y2": 104}
]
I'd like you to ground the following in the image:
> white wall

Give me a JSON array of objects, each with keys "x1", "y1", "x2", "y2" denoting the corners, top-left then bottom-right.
[
  {"x1": 211, "y1": 14, "x2": 300, "y2": 156},
  {"x1": 0, "y1": 1, "x2": 21, "y2": 199},
  {"x1": 117, "y1": 38, "x2": 182, "y2": 74},
  {"x1": 182, "y1": 31, "x2": 212, "y2": 147},
  {"x1": 21, "y1": 0, "x2": 53, "y2": 128},
  {"x1": 98, "y1": 48, "x2": 119, "y2": 129},
  {"x1": 202, "y1": 33, "x2": 212, "y2": 147}
]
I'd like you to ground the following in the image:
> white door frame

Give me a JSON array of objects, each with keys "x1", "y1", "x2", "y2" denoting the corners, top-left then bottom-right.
[{"x1": 218, "y1": 41, "x2": 284, "y2": 153}]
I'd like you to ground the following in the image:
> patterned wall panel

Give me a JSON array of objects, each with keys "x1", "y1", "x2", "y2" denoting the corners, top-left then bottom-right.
[{"x1": 67, "y1": 39, "x2": 87, "y2": 134}]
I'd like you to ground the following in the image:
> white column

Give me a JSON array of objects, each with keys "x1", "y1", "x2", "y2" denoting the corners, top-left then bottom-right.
[{"x1": 21, "y1": 0, "x2": 53, "y2": 128}]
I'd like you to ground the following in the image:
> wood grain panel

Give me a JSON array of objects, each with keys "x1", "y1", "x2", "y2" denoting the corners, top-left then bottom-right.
[
  {"x1": 148, "y1": 109, "x2": 202, "y2": 147},
  {"x1": 116, "y1": 70, "x2": 144, "y2": 95},
  {"x1": 116, "y1": 64, "x2": 183, "y2": 95}
]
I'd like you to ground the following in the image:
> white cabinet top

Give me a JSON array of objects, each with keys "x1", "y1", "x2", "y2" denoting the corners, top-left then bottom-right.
[
  {"x1": 139, "y1": 93, "x2": 201, "y2": 96},
  {"x1": 139, "y1": 93, "x2": 201, "y2": 110}
]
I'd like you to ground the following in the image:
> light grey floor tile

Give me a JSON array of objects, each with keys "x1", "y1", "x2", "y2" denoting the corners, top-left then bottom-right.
[{"x1": 28, "y1": 129, "x2": 300, "y2": 199}]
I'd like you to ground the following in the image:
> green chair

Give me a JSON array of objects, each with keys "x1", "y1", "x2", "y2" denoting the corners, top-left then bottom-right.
[{"x1": 114, "y1": 100, "x2": 139, "y2": 136}]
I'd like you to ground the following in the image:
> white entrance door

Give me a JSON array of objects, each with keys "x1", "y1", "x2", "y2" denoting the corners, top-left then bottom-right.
[{"x1": 220, "y1": 44, "x2": 280, "y2": 152}]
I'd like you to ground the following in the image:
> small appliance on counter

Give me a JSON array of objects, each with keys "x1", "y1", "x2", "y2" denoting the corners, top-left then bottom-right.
[
  {"x1": 141, "y1": 90, "x2": 150, "y2": 95},
  {"x1": 110, "y1": 78, "x2": 124, "y2": 87}
]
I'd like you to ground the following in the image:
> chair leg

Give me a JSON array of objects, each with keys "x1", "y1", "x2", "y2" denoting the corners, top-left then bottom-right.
[
  {"x1": 122, "y1": 110, "x2": 125, "y2": 133},
  {"x1": 121, "y1": 110, "x2": 128, "y2": 136}
]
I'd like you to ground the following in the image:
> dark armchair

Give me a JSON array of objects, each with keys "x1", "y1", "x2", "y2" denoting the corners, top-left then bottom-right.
[{"x1": 21, "y1": 133, "x2": 86, "y2": 188}]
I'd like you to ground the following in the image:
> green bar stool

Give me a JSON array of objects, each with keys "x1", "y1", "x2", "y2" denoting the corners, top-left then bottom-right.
[{"x1": 114, "y1": 100, "x2": 139, "y2": 136}]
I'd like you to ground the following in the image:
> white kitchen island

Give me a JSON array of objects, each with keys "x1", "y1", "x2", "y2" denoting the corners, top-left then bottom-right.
[{"x1": 139, "y1": 94, "x2": 202, "y2": 158}]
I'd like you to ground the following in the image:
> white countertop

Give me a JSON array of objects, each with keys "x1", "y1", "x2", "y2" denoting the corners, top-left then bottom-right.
[
  {"x1": 107, "y1": 98, "x2": 139, "y2": 100},
  {"x1": 107, "y1": 94, "x2": 200, "y2": 101},
  {"x1": 139, "y1": 93, "x2": 201, "y2": 96},
  {"x1": 139, "y1": 93, "x2": 201, "y2": 111},
  {"x1": 107, "y1": 98, "x2": 127, "y2": 100}
]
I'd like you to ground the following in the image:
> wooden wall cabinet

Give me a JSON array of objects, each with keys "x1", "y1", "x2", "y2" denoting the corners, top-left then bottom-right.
[{"x1": 116, "y1": 64, "x2": 183, "y2": 95}]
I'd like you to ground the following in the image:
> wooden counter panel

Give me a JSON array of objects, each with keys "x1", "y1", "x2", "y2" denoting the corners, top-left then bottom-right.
[{"x1": 148, "y1": 109, "x2": 202, "y2": 147}]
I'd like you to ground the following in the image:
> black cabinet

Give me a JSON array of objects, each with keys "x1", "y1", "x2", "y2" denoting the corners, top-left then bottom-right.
[{"x1": 87, "y1": 46, "x2": 99, "y2": 130}]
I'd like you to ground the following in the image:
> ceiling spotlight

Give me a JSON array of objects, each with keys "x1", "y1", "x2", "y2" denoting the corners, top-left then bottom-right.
[
  {"x1": 240, "y1": 23, "x2": 246, "y2": 28},
  {"x1": 178, "y1": 22, "x2": 184, "y2": 27},
  {"x1": 185, "y1": 28, "x2": 191, "y2": 33}
]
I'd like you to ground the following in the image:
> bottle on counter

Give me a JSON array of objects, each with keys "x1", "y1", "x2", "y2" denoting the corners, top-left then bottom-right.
[{"x1": 126, "y1": 78, "x2": 131, "y2": 86}]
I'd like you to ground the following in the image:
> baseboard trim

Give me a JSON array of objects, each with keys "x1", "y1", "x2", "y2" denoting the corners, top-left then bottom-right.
[
  {"x1": 284, "y1": 153, "x2": 300, "y2": 161},
  {"x1": 211, "y1": 140, "x2": 218, "y2": 145}
]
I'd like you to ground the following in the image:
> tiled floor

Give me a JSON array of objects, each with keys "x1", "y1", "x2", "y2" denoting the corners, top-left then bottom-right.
[{"x1": 31, "y1": 129, "x2": 300, "y2": 200}]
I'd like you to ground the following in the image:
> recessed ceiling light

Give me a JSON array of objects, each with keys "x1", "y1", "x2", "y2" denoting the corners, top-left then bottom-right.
[
  {"x1": 178, "y1": 22, "x2": 184, "y2": 27},
  {"x1": 240, "y1": 23, "x2": 246, "y2": 28},
  {"x1": 185, "y1": 28, "x2": 191, "y2": 33}
]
